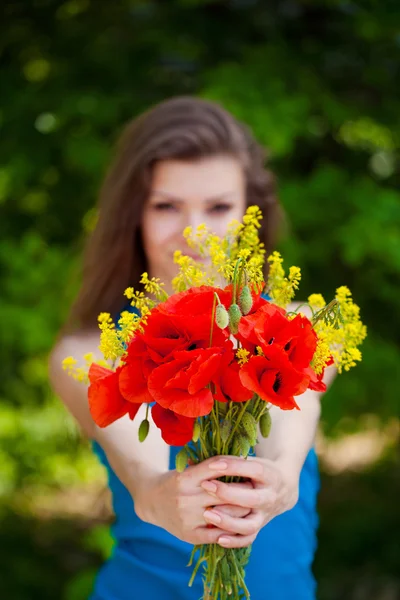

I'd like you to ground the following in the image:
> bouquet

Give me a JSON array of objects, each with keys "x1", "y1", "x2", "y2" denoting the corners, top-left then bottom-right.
[{"x1": 63, "y1": 206, "x2": 366, "y2": 599}]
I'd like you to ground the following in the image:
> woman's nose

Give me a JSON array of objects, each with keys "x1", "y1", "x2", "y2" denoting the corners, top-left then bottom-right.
[{"x1": 185, "y1": 209, "x2": 205, "y2": 231}]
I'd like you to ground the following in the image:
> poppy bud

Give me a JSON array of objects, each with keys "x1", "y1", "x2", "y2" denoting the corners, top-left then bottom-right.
[
  {"x1": 220, "y1": 419, "x2": 232, "y2": 444},
  {"x1": 215, "y1": 303, "x2": 229, "y2": 329},
  {"x1": 192, "y1": 420, "x2": 201, "y2": 443},
  {"x1": 232, "y1": 437, "x2": 241, "y2": 456},
  {"x1": 239, "y1": 434, "x2": 251, "y2": 457},
  {"x1": 138, "y1": 418, "x2": 150, "y2": 442},
  {"x1": 175, "y1": 447, "x2": 188, "y2": 473},
  {"x1": 228, "y1": 303, "x2": 242, "y2": 334},
  {"x1": 239, "y1": 285, "x2": 253, "y2": 315},
  {"x1": 241, "y1": 412, "x2": 258, "y2": 445},
  {"x1": 260, "y1": 410, "x2": 272, "y2": 438}
]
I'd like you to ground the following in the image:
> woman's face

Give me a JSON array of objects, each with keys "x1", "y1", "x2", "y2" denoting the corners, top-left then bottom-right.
[{"x1": 141, "y1": 155, "x2": 247, "y2": 289}]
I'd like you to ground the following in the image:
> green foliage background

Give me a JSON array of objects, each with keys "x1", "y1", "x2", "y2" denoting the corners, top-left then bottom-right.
[{"x1": 0, "y1": 1, "x2": 399, "y2": 599}]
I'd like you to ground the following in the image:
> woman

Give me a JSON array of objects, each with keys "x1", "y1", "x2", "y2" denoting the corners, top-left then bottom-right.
[{"x1": 49, "y1": 96, "x2": 333, "y2": 600}]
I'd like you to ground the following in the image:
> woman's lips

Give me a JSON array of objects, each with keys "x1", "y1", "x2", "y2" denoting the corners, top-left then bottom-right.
[{"x1": 173, "y1": 250, "x2": 204, "y2": 261}]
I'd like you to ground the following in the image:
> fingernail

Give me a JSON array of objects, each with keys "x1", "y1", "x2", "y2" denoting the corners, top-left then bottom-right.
[
  {"x1": 204, "y1": 510, "x2": 221, "y2": 525},
  {"x1": 218, "y1": 536, "x2": 230, "y2": 546},
  {"x1": 201, "y1": 481, "x2": 217, "y2": 494},
  {"x1": 209, "y1": 460, "x2": 228, "y2": 470}
]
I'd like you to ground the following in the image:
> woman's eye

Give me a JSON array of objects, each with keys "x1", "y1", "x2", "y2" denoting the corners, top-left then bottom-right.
[
  {"x1": 208, "y1": 203, "x2": 233, "y2": 214},
  {"x1": 151, "y1": 202, "x2": 177, "y2": 212}
]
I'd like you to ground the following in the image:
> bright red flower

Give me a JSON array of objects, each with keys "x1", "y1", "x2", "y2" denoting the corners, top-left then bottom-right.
[
  {"x1": 256, "y1": 312, "x2": 318, "y2": 370},
  {"x1": 239, "y1": 303, "x2": 318, "y2": 370},
  {"x1": 140, "y1": 310, "x2": 191, "y2": 363},
  {"x1": 148, "y1": 346, "x2": 224, "y2": 417},
  {"x1": 151, "y1": 404, "x2": 195, "y2": 446},
  {"x1": 158, "y1": 286, "x2": 229, "y2": 346},
  {"x1": 213, "y1": 353, "x2": 254, "y2": 403},
  {"x1": 88, "y1": 364, "x2": 141, "y2": 427},
  {"x1": 239, "y1": 346, "x2": 310, "y2": 410},
  {"x1": 119, "y1": 337, "x2": 156, "y2": 404},
  {"x1": 238, "y1": 302, "x2": 287, "y2": 349}
]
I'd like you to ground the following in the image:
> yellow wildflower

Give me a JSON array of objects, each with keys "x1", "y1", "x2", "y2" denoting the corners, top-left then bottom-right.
[
  {"x1": 118, "y1": 310, "x2": 142, "y2": 343},
  {"x1": 308, "y1": 294, "x2": 326, "y2": 310},
  {"x1": 310, "y1": 331, "x2": 332, "y2": 375},
  {"x1": 140, "y1": 272, "x2": 168, "y2": 300},
  {"x1": 311, "y1": 287, "x2": 366, "y2": 374},
  {"x1": 267, "y1": 252, "x2": 301, "y2": 308},
  {"x1": 62, "y1": 356, "x2": 77, "y2": 370},
  {"x1": 172, "y1": 250, "x2": 207, "y2": 292},
  {"x1": 98, "y1": 312, "x2": 114, "y2": 326},
  {"x1": 124, "y1": 287, "x2": 134, "y2": 300},
  {"x1": 62, "y1": 356, "x2": 89, "y2": 383}
]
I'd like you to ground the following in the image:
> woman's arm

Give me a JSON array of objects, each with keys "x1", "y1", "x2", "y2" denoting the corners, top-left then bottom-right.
[
  {"x1": 48, "y1": 333, "x2": 252, "y2": 545},
  {"x1": 48, "y1": 332, "x2": 169, "y2": 487},
  {"x1": 257, "y1": 299, "x2": 336, "y2": 480},
  {"x1": 255, "y1": 368, "x2": 335, "y2": 484}
]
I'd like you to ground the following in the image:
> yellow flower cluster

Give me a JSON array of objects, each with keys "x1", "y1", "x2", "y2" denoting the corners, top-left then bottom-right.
[
  {"x1": 312, "y1": 286, "x2": 367, "y2": 374},
  {"x1": 61, "y1": 354, "x2": 93, "y2": 383},
  {"x1": 172, "y1": 251, "x2": 208, "y2": 292},
  {"x1": 267, "y1": 252, "x2": 301, "y2": 308},
  {"x1": 140, "y1": 272, "x2": 168, "y2": 301},
  {"x1": 117, "y1": 310, "x2": 142, "y2": 343},
  {"x1": 182, "y1": 226, "x2": 232, "y2": 281},
  {"x1": 124, "y1": 287, "x2": 153, "y2": 314},
  {"x1": 308, "y1": 294, "x2": 326, "y2": 310},
  {"x1": 98, "y1": 312, "x2": 123, "y2": 362},
  {"x1": 310, "y1": 330, "x2": 332, "y2": 375},
  {"x1": 234, "y1": 207, "x2": 265, "y2": 283},
  {"x1": 181, "y1": 206, "x2": 265, "y2": 285}
]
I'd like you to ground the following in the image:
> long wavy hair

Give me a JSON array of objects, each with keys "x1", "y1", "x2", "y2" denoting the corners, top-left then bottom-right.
[{"x1": 66, "y1": 96, "x2": 283, "y2": 331}]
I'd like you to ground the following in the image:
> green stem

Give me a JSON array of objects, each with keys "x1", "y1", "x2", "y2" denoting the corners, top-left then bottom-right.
[
  {"x1": 232, "y1": 258, "x2": 243, "y2": 304},
  {"x1": 209, "y1": 293, "x2": 218, "y2": 347},
  {"x1": 311, "y1": 298, "x2": 338, "y2": 327},
  {"x1": 188, "y1": 555, "x2": 207, "y2": 587},
  {"x1": 223, "y1": 399, "x2": 250, "y2": 453}
]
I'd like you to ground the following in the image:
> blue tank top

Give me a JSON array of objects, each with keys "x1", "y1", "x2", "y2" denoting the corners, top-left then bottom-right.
[{"x1": 89, "y1": 298, "x2": 320, "y2": 600}]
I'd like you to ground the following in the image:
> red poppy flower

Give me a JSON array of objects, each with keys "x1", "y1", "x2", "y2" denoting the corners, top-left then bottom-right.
[
  {"x1": 239, "y1": 346, "x2": 310, "y2": 410},
  {"x1": 238, "y1": 302, "x2": 287, "y2": 349},
  {"x1": 88, "y1": 364, "x2": 141, "y2": 427},
  {"x1": 140, "y1": 310, "x2": 191, "y2": 363},
  {"x1": 151, "y1": 404, "x2": 195, "y2": 446},
  {"x1": 213, "y1": 353, "x2": 254, "y2": 403},
  {"x1": 239, "y1": 303, "x2": 318, "y2": 370},
  {"x1": 119, "y1": 337, "x2": 156, "y2": 404},
  {"x1": 158, "y1": 286, "x2": 229, "y2": 346},
  {"x1": 256, "y1": 312, "x2": 318, "y2": 370},
  {"x1": 148, "y1": 347, "x2": 224, "y2": 417}
]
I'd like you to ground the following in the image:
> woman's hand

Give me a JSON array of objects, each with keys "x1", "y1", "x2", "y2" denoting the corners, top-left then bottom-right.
[
  {"x1": 199, "y1": 456, "x2": 300, "y2": 548},
  {"x1": 132, "y1": 458, "x2": 253, "y2": 546}
]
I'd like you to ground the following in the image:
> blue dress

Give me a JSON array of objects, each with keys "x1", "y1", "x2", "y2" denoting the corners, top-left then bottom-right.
[
  {"x1": 89, "y1": 298, "x2": 320, "y2": 600},
  {"x1": 90, "y1": 446, "x2": 319, "y2": 600}
]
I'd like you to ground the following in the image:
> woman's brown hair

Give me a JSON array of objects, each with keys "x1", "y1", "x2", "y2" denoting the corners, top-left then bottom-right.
[{"x1": 67, "y1": 96, "x2": 283, "y2": 331}]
